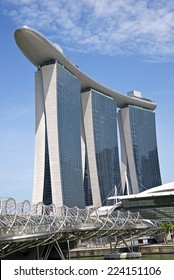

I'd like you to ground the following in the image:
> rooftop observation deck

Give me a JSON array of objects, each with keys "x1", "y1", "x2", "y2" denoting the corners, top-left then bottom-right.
[{"x1": 14, "y1": 26, "x2": 156, "y2": 111}]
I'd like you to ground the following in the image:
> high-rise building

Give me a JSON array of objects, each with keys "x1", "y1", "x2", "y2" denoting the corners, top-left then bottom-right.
[
  {"x1": 81, "y1": 89, "x2": 121, "y2": 206},
  {"x1": 14, "y1": 27, "x2": 162, "y2": 208},
  {"x1": 32, "y1": 62, "x2": 85, "y2": 208},
  {"x1": 118, "y1": 104, "x2": 162, "y2": 194}
]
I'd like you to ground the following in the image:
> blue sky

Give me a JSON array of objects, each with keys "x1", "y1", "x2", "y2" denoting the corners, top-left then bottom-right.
[{"x1": 0, "y1": 0, "x2": 174, "y2": 202}]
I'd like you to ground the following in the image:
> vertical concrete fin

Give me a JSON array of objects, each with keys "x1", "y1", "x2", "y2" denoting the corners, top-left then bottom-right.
[
  {"x1": 118, "y1": 108, "x2": 139, "y2": 194},
  {"x1": 32, "y1": 70, "x2": 45, "y2": 203},
  {"x1": 42, "y1": 63, "x2": 63, "y2": 207},
  {"x1": 81, "y1": 91, "x2": 101, "y2": 207}
]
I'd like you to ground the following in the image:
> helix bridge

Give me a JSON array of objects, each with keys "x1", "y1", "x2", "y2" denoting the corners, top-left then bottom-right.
[{"x1": 0, "y1": 198, "x2": 158, "y2": 259}]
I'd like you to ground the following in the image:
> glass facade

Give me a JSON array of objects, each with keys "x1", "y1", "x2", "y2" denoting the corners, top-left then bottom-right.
[
  {"x1": 43, "y1": 130, "x2": 52, "y2": 205},
  {"x1": 91, "y1": 90, "x2": 121, "y2": 204},
  {"x1": 57, "y1": 63, "x2": 85, "y2": 208},
  {"x1": 16, "y1": 27, "x2": 162, "y2": 210},
  {"x1": 121, "y1": 196, "x2": 174, "y2": 221},
  {"x1": 129, "y1": 106, "x2": 162, "y2": 192},
  {"x1": 84, "y1": 150, "x2": 93, "y2": 206},
  {"x1": 40, "y1": 63, "x2": 161, "y2": 209}
]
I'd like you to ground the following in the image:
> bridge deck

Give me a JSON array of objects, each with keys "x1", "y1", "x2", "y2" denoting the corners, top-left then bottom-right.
[{"x1": 0, "y1": 198, "x2": 158, "y2": 258}]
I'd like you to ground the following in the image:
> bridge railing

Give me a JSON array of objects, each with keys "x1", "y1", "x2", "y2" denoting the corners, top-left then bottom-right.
[{"x1": 0, "y1": 198, "x2": 158, "y2": 242}]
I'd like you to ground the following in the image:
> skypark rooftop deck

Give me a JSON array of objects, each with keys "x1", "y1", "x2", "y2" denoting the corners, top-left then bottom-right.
[{"x1": 14, "y1": 26, "x2": 156, "y2": 110}]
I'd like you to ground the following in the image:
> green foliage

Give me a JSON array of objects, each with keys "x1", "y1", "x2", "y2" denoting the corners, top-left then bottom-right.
[
  {"x1": 158, "y1": 222, "x2": 174, "y2": 233},
  {"x1": 158, "y1": 222, "x2": 174, "y2": 243}
]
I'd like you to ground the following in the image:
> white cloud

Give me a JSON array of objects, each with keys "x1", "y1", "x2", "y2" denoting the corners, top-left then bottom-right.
[{"x1": 2, "y1": 0, "x2": 174, "y2": 59}]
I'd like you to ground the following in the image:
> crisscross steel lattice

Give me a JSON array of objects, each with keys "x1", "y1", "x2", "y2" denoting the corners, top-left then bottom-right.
[{"x1": 0, "y1": 198, "x2": 158, "y2": 257}]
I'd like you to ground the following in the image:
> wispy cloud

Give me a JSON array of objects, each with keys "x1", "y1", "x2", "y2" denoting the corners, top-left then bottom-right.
[{"x1": 2, "y1": 0, "x2": 174, "y2": 59}]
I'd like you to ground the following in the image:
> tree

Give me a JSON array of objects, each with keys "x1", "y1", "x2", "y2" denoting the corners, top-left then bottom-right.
[{"x1": 158, "y1": 222, "x2": 174, "y2": 243}]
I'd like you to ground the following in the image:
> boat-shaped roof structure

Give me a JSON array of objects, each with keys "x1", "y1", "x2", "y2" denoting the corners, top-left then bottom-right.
[{"x1": 14, "y1": 26, "x2": 156, "y2": 110}]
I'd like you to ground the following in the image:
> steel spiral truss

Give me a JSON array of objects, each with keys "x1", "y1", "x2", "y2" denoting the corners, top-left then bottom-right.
[{"x1": 0, "y1": 198, "x2": 158, "y2": 257}]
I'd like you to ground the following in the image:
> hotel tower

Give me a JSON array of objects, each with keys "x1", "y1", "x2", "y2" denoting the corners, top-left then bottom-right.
[{"x1": 14, "y1": 27, "x2": 162, "y2": 208}]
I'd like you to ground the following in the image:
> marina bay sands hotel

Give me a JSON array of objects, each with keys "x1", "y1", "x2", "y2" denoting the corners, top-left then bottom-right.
[{"x1": 14, "y1": 26, "x2": 162, "y2": 209}]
